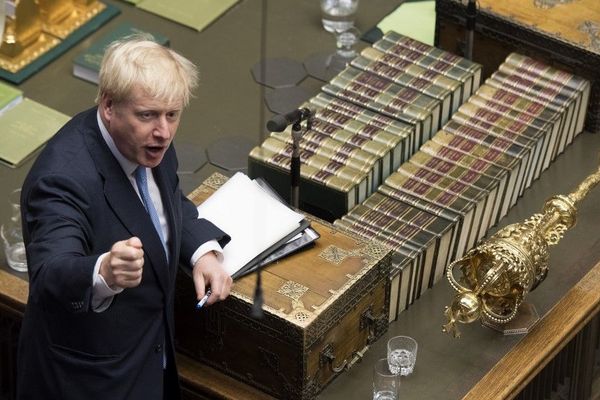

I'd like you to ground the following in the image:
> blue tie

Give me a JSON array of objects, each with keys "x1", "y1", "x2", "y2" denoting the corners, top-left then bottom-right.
[{"x1": 134, "y1": 166, "x2": 168, "y2": 260}]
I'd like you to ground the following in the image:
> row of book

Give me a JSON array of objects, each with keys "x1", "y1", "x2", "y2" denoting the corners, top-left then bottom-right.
[
  {"x1": 334, "y1": 52, "x2": 590, "y2": 321},
  {"x1": 248, "y1": 31, "x2": 482, "y2": 221}
]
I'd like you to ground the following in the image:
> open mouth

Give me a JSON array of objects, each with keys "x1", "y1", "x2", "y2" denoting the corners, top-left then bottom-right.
[{"x1": 146, "y1": 146, "x2": 165, "y2": 157}]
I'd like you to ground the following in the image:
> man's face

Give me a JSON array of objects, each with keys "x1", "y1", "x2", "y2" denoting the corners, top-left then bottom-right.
[{"x1": 100, "y1": 86, "x2": 183, "y2": 168}]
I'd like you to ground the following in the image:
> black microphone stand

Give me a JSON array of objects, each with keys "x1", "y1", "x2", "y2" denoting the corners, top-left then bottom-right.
[
  {"x1": 290, "y1": 112, "x2": 312, "y2": 209},
  {"x1": 465, "y1": 0, "x2": 477, "y2": 60}
]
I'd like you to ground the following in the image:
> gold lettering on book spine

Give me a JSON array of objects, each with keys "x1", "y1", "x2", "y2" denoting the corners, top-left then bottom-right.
[{"x1": 442, "y1": 157, "x2": 600, "y2": 338}]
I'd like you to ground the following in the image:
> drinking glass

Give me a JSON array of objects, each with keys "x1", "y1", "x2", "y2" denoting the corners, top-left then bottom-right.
[
  {"x1": 387, "y1": 335, "x2": 418, "y2": 376},
  {"x1": 373, "y1": 357, "x2": 399, "y2": 400},
  {"x1": 326, "y1": 26, "x2": 361, "y2": 74},
  {"x1": 320, "y1": 0, "x2": 359, "y2": 33},
  {"x1": 1, "y1": 189, "x2": 27, "y2": 272}
]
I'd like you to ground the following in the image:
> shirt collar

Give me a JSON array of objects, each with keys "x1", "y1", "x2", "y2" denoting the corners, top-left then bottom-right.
[{"x1": 97, "y1": 109, "x2": 139, "y2": 177}]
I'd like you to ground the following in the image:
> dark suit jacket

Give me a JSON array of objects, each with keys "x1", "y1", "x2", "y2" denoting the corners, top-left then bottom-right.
[{"x1": 16, "y1": 107, "x2": 229, "y2": 400}]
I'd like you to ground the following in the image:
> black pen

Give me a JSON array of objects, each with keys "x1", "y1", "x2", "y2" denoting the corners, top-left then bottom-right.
[{"x1": 196, "y1": 289, "x2": 211, "y2": 310}]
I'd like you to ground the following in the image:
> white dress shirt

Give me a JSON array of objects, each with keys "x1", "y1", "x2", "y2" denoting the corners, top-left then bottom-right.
[{"x1": 91, "y1": 111, "x2": 222, "y2": 312}]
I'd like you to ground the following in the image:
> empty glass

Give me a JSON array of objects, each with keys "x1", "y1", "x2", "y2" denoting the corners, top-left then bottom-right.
[
  {"x1": 1, "y1": 189, "x2": 27, "y2": 272},
  {"x1": 387, "y1": 335, "x2": 418, "y2": 376},
  {"x1": 373, "y1": 357, "x2": 400, "y2": 400},
  {"x1": 320, "y1": 0, "x2": 359, "y2": 33},
  {"x1": 326, "y1": 26, "x2": 361, "y2": 74}
]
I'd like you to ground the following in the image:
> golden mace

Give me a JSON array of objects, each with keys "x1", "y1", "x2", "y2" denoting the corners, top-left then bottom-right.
[{"x1": 443, "y1": 160, "x2": 600, "y2": 338}]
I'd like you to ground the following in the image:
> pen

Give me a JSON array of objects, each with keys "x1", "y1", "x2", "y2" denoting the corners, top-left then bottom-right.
[{"x1": 196, "y1": 289, "x2": 212, "y2": 310}]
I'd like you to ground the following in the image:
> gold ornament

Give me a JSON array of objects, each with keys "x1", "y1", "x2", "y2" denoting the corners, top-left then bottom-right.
[{"x1": 443, "y1": 160, "x2": 600, "y2": 338}]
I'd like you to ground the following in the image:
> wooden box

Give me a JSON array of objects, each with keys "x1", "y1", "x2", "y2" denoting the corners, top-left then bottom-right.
[
  {"x1": 174, "y1": 173, "x2": 392, "y2": 400},
  {"x1": 435, "y1": 0, "x2": 600, "y2": 132}
]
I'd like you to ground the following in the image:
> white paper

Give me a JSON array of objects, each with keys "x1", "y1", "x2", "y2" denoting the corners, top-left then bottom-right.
[{"x1": 196, "y1": 172, "x2": 305, "y2": 276}]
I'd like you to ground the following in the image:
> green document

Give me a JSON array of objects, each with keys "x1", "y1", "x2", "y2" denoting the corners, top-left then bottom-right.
[
  {"x1": 0, "y1": 99, "x2": 70, "y2": 168},
  {"x1": 377, "y1": 0, "x2": 435, "y2": 45},
  {"x1": 136, "y1": 0, "x2": 239, "y2": 31},
  {"x1": 0, "y1": 82, "x2": 23, "y2": 114},
  {"x1": 73, "y1": 21, "x2": 169, "y2": 85}
]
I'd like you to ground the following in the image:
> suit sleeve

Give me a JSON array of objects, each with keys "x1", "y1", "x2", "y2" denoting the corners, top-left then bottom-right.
[
  {"x1": 22, "y1": 174, "x2": 98, "y2": 313},
  {"x1": 178, "y1": 190, "x2": 231, "y2": 265}
]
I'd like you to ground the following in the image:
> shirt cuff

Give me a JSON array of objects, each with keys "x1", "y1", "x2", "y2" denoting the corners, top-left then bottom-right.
[
  {"x1": 190, "y1": 239, "x2": 223, "y2": 267},
  {"x1": 92, "y1": 252, "x2": 124, "y2": 313}
]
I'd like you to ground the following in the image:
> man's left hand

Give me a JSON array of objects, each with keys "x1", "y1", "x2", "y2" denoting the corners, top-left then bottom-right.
[{"x1": 192, "y1": 251, "x2": 232, "y2": 306}]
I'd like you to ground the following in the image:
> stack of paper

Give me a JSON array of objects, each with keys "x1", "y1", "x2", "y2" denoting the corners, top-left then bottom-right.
[{"x1": 196, "y1": 172, "x2": 318, "y2": 279}]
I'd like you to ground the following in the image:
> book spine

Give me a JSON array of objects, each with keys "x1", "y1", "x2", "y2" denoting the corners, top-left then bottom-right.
[
  {"x1": 490, "y1": 70, "x2": 574, "y2": 106},
  {"x1": 361, "y1": 47, "x2": 462, "y2": 93},
  {"x1": 249, "y1": 146, "x2": 357, "y2": 193},
  {"x1": 259, "y1": 137, "x2": 370, "y2": 185},
  {"x1": 373, "y1": 39, "x2": 472, "y2": 85},
  {"x1": 432, "y1": 128, "x2": 523, "y2": 213},
  {"x1": 270, "y1": 129, "x2": 379, "y2": 169},
  {"x1": 443, "y1": 118, "x2": 529, "y2": 159},
  {"x1": 409, "y1": 151, "x2": 494, "y2": 192},
  {"x1": 420, "y1": 140, "x2": 506, "y2": 181},
  {"x1": 455, "y1": 103, "x2": 545, "y2": 144},
  {"x1": 466, "y1": 95, "x2": 554, "y2": 132},
  {"x1": 399, "y1": 161, "x2": 486, "y2": 206},
  {"x1": 377, "y1": 184, "x2": 460, "y2": 225},
  {"x1": 309, "y1": 93, "x2": 414, "y2": 137},
  {"x1": 432, "y1": 130, "x2": 521, "y2": 173},
  {"x1": 352, "y1": 55, "x2": 451, "y2": 102},
  {"x1": 382, "y1": 31, "x2": 481, "y2": 74},
  {"x1": 322, "y1": 82, "x2": 419, "y2": 126},
  {"x1": 344, "y1": 204, "x2": 416, "y2": 237},
  {"x1": 474, "y1": 85, "x2": 560, "y2": 123},
  {"x1": 363, "y1": 192, "x2": 414, "y2": 218},
  {"x1": 308, "y1": 115, "x2": 394, "y2": 157},
  {"x1": 383, "y1": 171, "x2": 472, "y2": 216},
  {"x1": 332, "y1": 68, "x2": 438, "y2": 121},
  {"x1": 337, "y1": 216, "x2": 413, "y2": 251},
  {"x1": 504, "y1": 53, "x2": 589, "y2": 93}
]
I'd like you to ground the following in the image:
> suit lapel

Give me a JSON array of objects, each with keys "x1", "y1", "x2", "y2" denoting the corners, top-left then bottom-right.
[{"x1": 83, "y1": 110, "x2": 171, "y2": 295}]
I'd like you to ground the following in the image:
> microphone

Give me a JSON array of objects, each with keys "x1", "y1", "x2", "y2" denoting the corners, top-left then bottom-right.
[{"x1": 266, "y1": 107, "x2": 312, "y2": 132}]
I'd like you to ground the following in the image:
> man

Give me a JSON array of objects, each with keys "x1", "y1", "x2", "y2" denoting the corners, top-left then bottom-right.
[{"x1": 16, "y1": 36, "x2": 232, "y2": 399}]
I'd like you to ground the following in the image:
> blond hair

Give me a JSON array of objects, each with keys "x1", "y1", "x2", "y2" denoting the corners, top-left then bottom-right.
[{"x1": 95, "y1": 34, "x2": 198, "y2": 107}]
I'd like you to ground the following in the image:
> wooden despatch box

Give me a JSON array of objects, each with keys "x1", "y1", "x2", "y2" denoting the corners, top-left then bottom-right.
[
  {"x1": 435, "y1": 0, "x2": 600, "y2": 132},
  {"x1": 174, "y1": 173, "x2": 392, "y2": 400}
]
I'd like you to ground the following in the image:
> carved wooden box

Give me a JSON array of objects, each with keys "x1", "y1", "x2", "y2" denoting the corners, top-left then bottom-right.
[
  {"x1": 174, "y1": 173, "x2": 392, "y2": 400},
  {"x1": 435, "y1": 0, "x2": 600, "y2": 132}
]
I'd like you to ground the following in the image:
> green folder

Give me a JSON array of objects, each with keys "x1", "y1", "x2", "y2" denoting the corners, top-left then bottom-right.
[
  {"x1": 377, "y1": 0, "x2": 436, "y2": 45},
  {"x1": 0, "y1": 99, "x2": 70, "y2": 168},
  {"x1": 136, "y1": 0, "x2": 239, "y2": 32},
  {"x1": 362, "y1": 0, "x2": 435, "y2": 46},
  {"x1": 0, "y1": 82, "x2": 23, "y2": 114}
]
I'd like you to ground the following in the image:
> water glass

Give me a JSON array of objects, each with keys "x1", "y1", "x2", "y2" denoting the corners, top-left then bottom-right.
[
  {"x1": 320, "y1": 0, "x2": 359, "y2": 33},
  {"x1": 1, "y1": 222, "x2": 27, "y2": 272},
  {"x1": 373, "y1": 358, "x2": 399, "y2": 400},
  {"x1": 1, "y1": 188, "x2": 27, "y2": 273},
  {"x1": 387, "y1": 335, "x2": 418, "y2": 376}
]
